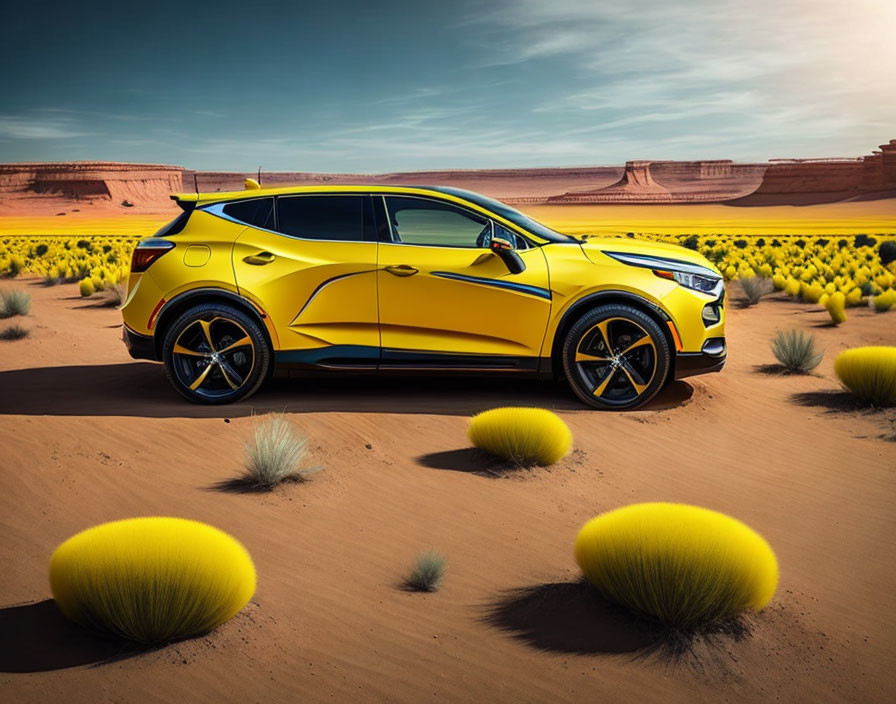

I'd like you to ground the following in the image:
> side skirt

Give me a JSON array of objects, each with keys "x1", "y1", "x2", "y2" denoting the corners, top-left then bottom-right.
[{"x1": 274, "y1": 345, "x2": 548, "y2": 375}]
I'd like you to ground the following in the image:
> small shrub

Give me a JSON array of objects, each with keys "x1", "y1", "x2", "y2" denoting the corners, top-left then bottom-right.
[
  {"x1": 0, "y1": 324, "x2": 29, "y2": 341},
  {"x1": 78, "y1": 278, "x2": 95, "y2": 297},
  {"x1": 574, "y1": 503, "x2": 778, "y2": 628},
  {"x1": 824, "y1": 291, "x2": 847, "y2": 325},
  {"x1": 49, "y1": 517, "x2": 256, "y2": 644},
  {"x1": 243, "y1": 414, "x2": 320, "y2": 488},
  {"x1": 872, "y1": 289, "x2": 896, "y2": 312},
  {"x1": 98, "y1": 283, "x2": 126, "y2": 308},
  {"x1": 771, "y1": 329, "x2": 823, "y2": 373},
  {"x1": 0, "y1": 289, "x2": 31, "y2": 318},
  {"x1": 468, "y1": 407, "x2": 572, "y2": 466},
  {"x1": 738, "y1": 276, "x2": 771, "y2": 306},
  {"x1": 404, "y1": 551, "x2": 445, "y2": 592},
  {"x1": 834, "y1": 346, "x2": 896, "y2": 407}
]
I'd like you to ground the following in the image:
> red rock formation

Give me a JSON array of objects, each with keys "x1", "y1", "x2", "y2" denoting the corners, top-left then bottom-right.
[
  {"x1": 751, "y1": 159, "x2": 864, "y2": 195},
  {"x1": 548, "y1": 161, "x2": 677, "y2": 203},
  {"x1": 880, "y1": 140, "x2": 896, "y2": 188},
  {"x1": 0, "y1": 162, "x2": 183, "y2": 206}
]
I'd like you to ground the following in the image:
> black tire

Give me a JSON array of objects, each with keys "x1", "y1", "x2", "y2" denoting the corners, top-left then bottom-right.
[
  {"x1": 561, "y1": 303, "x2": 670, "y2": 410},
  {"x1": 162, "y1": 303, "x2": 271, "y2": 404}
]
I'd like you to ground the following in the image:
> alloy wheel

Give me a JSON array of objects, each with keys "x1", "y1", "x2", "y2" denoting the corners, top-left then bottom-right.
[
  {"x1": 170, "y1": 316, "x2": 256, "y2": 399},
  {"x1": 573, "y1": 317, "x2": 658, "y2": 405}
]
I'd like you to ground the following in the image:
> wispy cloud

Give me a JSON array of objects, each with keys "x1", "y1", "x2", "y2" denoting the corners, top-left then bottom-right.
[{"x1": 0, "y1": 115, "x2": 89, "y2": 139}]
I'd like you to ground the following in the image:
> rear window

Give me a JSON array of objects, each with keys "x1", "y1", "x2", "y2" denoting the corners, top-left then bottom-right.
[
  {"x1": 276, "y1": 195, "x2": 366, "y2": 241},
  {"x1": 153, "y1": 210, "x2": 192, "y2": 237},
  {"x1": 222, "y1": 198, "x2": 274, "y2": 229}
]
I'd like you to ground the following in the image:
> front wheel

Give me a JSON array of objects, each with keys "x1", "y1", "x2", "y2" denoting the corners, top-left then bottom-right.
[
  {"x1": 561, "y1": 303, "x2": 670, "y2": 410},
  {"x1": 162, "y1": 303, "x2": 271, "y2": 404}
]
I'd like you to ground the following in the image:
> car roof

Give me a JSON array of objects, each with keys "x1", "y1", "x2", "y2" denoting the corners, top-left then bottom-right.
[{"x1": 174, "y1": 184, "x2": 462, "y2": 204}]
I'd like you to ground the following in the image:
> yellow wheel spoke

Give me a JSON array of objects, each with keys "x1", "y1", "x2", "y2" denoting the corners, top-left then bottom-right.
[
  {"x1": 575, "y1": 350, "x2": 610, "y2": 363},
  {"x1": 217, "y1": 335, "x2": 252, "y2": 354},
  {"x1": 189, "y1": 363, "x2": 214, "y2": 391},
  {"x1": 620, "y1": 364, "x2": 648, "y2": 395},
  {"x1": 620, "y1": 336, "x2": 653, "y2": 356},
  {"x1": 198, "y1": 319, "x2": 215, "y2": 350},
  {"x1": 594, "y1": 319, "x2": 612, "y2": 352},
  {"x1": 592, "y1": 369, "x2": 616, "y2": 397},
  {"x1": 218, "y1": 360, "x2": 244, "y2": 390},
  {"x1": 173, "y1": 343, "x2": 205, "y2": 357}
]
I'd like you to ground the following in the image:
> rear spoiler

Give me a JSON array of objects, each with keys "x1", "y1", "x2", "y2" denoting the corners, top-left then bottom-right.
[
  {"x1": 171, "y1": 194, "x2": 198, "y2": 213},
  {"x1": 171, "y1": 180, "x2": 260, "y2": 212}
]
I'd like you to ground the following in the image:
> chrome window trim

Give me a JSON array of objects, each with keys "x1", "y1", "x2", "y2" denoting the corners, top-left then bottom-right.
[{"x1": 200, "y1": 193, "x2": 373, "y2": 244}]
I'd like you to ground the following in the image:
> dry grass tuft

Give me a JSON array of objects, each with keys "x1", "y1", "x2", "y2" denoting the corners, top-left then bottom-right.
[
  {"x1": 242, "y1": 414, "x2": 321, "y2": 489},
  {"x1": 0, "y1": 289, "x2": 31, "y2": 318},
  {"x1": 403, "y1": 551, "x2": 446, "y2": 592},
  {"x1": 770, "y1": 329, "x2": 823, "y2": 373},
  {"x1": 737, "y1": 276, "x2": 772, "y2": 306}
]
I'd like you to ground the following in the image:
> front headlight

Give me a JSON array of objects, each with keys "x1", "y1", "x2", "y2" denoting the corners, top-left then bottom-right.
[
  {"x1": 603, "y1": 250, "x2": 723, "y2": 296},
  {"x1": 670, "y1": 270, "x2": 720, "y2": 293}
]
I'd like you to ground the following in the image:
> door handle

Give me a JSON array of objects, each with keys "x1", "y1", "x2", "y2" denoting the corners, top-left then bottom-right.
[
  {"x1": 384, "y1": 264, "x2": 419, "y2": 277},
  {"x1": 243, "y1": 251, "x2": 276, "y2": 265}
]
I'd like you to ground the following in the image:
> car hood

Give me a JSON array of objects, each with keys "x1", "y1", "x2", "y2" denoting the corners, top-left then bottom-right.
[{"x1": 579, "y1": 236, "x2": 721, "y2": 275}]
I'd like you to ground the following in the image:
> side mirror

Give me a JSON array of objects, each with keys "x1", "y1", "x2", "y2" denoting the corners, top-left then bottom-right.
[{"x1": 489, "y1": 236, "x2": 526, "y2": 274}]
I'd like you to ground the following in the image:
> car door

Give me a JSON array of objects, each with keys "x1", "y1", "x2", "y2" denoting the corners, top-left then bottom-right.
[
  {"x1": 230, "y1": 193, "x2": 379, "y2": 362},
  {"x1": 376, "y1": 194, "x2": 551, "y2": 365}
]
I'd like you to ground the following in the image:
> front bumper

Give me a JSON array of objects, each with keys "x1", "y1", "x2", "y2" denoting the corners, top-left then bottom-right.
[
  {"x1": 674, "y1": 337, "x2": 726, "y2": 379},
  {"x1": 122, "y1": 324, "x2": 157, "y2": 361}
]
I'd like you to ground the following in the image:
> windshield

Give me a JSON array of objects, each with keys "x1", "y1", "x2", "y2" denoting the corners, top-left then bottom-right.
[{"x1": 428, "y1": 187, "x2": 576, "y2": 244}]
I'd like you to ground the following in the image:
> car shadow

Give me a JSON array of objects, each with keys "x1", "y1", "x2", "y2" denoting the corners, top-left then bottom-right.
[
  {"x1": 0, "y1": 599, "x2": 142, "y2": 673},
  {"x1": 0, "y1": 362, "x2": 694, "y2": 418}
]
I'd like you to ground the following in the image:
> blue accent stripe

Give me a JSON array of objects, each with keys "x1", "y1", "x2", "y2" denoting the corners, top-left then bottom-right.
[{"x1": 430, "y1": 271, "x2": 551, "y2": 300}]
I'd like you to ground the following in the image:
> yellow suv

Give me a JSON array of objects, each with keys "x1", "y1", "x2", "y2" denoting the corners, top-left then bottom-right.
[{"x1": 121, "y1": 184, "x2": 725, "y2": 408}]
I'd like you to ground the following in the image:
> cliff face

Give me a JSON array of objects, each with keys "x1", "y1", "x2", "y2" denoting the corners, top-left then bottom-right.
[{"x1": 0, "y1": 162, "x2": 184, "y2": 206}]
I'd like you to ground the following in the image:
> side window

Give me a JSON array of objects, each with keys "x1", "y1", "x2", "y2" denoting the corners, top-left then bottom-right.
[
  {"x1": 384, "y1": 196, "x2": 491, "y2": 248},
  {"x1": 222, "y1": 198, "x2": 274, "y2": 229},
  {"x1": 276, "y1": 195, "x2": 366, "y2": 241}
]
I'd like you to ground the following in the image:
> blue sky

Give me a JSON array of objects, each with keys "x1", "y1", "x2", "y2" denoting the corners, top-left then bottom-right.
[{"x1": 1, "y1": 0, "x2": 893, "y2": 171}]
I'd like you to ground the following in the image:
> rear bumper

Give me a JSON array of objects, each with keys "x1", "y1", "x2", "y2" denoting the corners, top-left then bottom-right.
[
  {"x1": 122, "y1": 324, "x2": 157, "y2": 361},
  {"x1": 674, "y1": 337, "x2": 726, "y2": 379}
]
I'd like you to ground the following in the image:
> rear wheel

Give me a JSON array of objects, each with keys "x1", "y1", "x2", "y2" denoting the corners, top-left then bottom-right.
[
  {"x1": 162, "y1": 303, "x2": 271, "y2": 404},
  {"x1": 561, "y1": 303, "x2": 670, "y2": 410}
]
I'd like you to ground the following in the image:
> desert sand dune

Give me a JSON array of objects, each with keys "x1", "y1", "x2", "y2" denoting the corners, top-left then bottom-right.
[{"x1": 0, "y1": 280, "x2": 894, "y2": 703}]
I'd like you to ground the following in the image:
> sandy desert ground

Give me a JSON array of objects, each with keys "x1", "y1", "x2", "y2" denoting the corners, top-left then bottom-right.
[{"x1": 0, "y1": 279, "x2": 894, "y2": 703}]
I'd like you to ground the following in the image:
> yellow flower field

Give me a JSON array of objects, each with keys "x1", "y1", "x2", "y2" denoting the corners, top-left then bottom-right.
[{"x1": 1, "y1": 203, "x2": 894, "y2": 310}]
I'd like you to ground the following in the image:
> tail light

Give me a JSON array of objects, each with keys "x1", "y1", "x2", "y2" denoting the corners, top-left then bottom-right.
[{"x1": 131, "y1": 238, "x2": 175, "y2": 273}]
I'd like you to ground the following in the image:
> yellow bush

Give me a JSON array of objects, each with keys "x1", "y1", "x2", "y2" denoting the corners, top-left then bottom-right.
[
  {"x1": 873, "y1": 289, "x2": 896, "y2": 312},
  {"x1": 784, "y1": 277, "x2": 800, "y2": 297},
  {"x1": 824, "y1": 291, "x2": 846, "y2": 325},
  {"x1": 50, "y1": 517, "x2": 256, "y2": 644},
  {"x1": 574, "y1": 503, "x2": 778, "y2": 627},
  {"x1": 78, "y1": 278, "x2": 95, "y2": 297},
  {"x1": 834, "y1": 346, "x2": 896, "y2": 407},
  {"x1": 468, "y1": 407, "x2": 571, "y2": 466}
]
